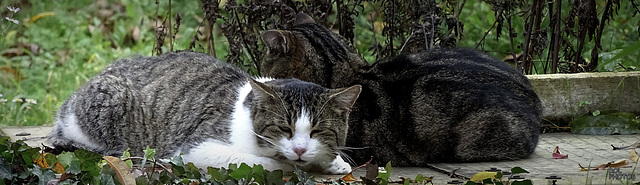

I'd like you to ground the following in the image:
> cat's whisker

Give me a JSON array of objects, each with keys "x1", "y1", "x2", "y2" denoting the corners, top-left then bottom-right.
[
  {"x1": 337, "y1": 151, "x2": 357, "y2": 166},
  {"x1": 253, "y1": 132, "x2": 287, "y2": 151}
]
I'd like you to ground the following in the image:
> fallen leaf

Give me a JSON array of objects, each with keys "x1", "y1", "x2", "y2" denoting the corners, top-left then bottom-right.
[
  {"x1": 104, "y1": 156, "x2": 136, "y2": 185},
  {"x1": 579, "y1": 159, "x2": 630, "y2": 171},
  {"x1": 470, "y1": 171, "x2": 498, "y2": 182},
  {"x1": 599, "y1": 159, "x2": 628, "y2": 168},
  {"x1": 35, "y1": 153, "x2": 50, "y2": 169},
  {"x1": 630, "y1": 149, "x2": 639, "y2": 163},
  {"x1": 341, "y1": 173, "x2": 357, "y2": 181},
  {"x1": 579, "y1": 163, "x2": 595, "y2": 171},
  {"x1": 51, "y1": 162, "x2": 65, "y2": 174},
  {"x1": 552, "y1": 146, "x2": 568, "y2": 159},
  {"x1": 612, "y1": 141, "x2": 640, "y2": 150}
]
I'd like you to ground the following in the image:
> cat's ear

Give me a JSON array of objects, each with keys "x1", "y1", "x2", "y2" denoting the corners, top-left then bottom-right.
[
  {"x1": 261, "y1": 30, "x2": 288, "y2": 54},
  {"x1": 294, "y1": 12, "x2": 315, "y2": 26},
  {"x1": 248, "y1": 79, "x2": 278, "y2": 99},
  {"x1": 328, "y1": 85, "x2": 362, "y2": 110}
]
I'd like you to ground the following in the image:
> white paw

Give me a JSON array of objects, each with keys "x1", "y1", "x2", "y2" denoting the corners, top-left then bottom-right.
[{"x1": 324, "y1": 156, "x2": 352, "y2": 174}]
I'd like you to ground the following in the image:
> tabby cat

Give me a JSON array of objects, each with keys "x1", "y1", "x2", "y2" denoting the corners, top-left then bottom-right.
[
  {"x1": 260, "y1": 13, "x2": 542, "y2": 166},
  {"x1": 48, "y1": 52, "x2": 361, "y2": 174}
]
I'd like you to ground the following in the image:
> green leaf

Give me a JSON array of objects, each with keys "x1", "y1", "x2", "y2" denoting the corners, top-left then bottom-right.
[
  {"x1": 510, "y1": 167, "x2": 529, "y2": 174},
  {"x1": 494, "y1": 171, "x2": 503, "y2": 179},
  {"x1": 100, "y1": 174, "x2": 117, "y2": 185},
  {"x1": 252, "y1": 164, "x2": 266, "y2": 185},
  {"x1": 80, "y1": 159, "x2": 101, "y2": 176},
  {"x1": 482, "y1": 178, "x2": 494, "y2": 184},
  {"x1": 30, "y1": 167, "x2": 57, "y2": 185},
  {"x1": 465, "y1": 181, "x2": 477, "y2": 185},
  {"x1": 57, "y1": 152, "x2": 75, "y2": 167},
  {"x1": 135, "y1": 176, "x2": 149, "y2": 185},
  {"x1": 120, "y1": 148, "x2": 133, "y2": 169},
  {"x1": 74, "y1": 149, "x2": 101, "y2": 163},
  {"x1": 20, "y1": 148, "x2": 40, "y2": 166},
  {"x1": 592, "y1": 110, "x2": 601, "y2": 116},
  {"x1": 44, "y1": 153, "x2": 58, "y2": 167},
  {"x1": 66, "y1": 159, "x2": 82, "y2": 174},
  {"x1": 265, "y1": 169, "x2": 285, "y2": 185},
  {"x1": 141, "y1": 147, "x2": 156, "y2": 168},
  {"x1": 229, "y1": 163, "x2": 252, "y2": 180},
  {"x1": 185, "y1": 162, "x2": 201, "y2": 179},
  {"x1": 378, "y1": 161, "x2": 393, "y2": 185},
  {"x1": 170, "y1": 155, "x2": 184, "y2": 167},
  {"x1": 290, "y1": 167, "x2": 314, "y2": 185}
]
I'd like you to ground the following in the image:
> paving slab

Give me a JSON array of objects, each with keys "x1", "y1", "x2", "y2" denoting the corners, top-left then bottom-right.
[{"x1": 2, "y1": 126, "x2": 640, "y2": 184}]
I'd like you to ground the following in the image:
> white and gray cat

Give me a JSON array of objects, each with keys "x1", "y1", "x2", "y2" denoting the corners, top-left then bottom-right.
[{"x1": 47, "y1": 52, "x2": 361, "y2": 174}]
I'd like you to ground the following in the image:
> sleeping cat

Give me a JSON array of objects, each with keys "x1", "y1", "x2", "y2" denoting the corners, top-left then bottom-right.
[
  {"x1": 47, "y1": 52, "x2": 361, "y2": 174},
  {"x1": 260, "y1": 13, "x2": 542, "y2": 166}
]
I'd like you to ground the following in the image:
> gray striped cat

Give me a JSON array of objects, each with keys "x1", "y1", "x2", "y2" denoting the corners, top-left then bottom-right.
[
  {"x1": 260, "y1": 13, "x2": 542, "y2": 166},
  {"x1": 48, "y1": 52, "x2": 361, "y2": 174}
]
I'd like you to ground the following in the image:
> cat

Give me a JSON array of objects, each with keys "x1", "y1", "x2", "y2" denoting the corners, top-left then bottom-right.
[
  {"x1": 47, "y1": 51, "x2": 362, "y2": 174},
  {"x1": 259, "y1": 13, "x2": 542, "y2": 166}
]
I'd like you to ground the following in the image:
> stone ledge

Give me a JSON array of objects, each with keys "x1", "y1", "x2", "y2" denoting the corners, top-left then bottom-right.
[{"x1": 527, "y1": 71, "x2": 640, "y2": 124}]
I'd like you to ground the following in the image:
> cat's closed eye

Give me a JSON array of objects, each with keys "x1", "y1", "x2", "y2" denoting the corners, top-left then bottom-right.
[{"x1": 278, "y1": 126, "x2": 293, "y2": 137}]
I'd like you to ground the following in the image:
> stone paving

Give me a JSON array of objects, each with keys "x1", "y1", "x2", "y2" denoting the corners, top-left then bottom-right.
[{"x1": 2, "y1": 126, "x2": 640, "y2": 184}]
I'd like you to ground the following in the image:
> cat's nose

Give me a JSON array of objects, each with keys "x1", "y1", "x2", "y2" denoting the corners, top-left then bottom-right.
[{"x1": 293, "y1": 147, "x2": 307, "y2": 157}]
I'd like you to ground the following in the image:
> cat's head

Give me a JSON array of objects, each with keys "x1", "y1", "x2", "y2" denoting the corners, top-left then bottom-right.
[
  {"x1": 247, "y1": 78, "x2": 361, "y2": 168},
  {"x1": 260, "y1": 13, "x2": 367, "y2": 88}
]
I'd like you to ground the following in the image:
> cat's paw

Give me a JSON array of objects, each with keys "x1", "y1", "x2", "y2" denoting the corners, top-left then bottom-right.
[{"x1": 323, "y1": 156, "x2": 352, "y2": 174}]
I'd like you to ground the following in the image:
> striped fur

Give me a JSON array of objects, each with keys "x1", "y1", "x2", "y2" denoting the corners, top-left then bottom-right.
[
  {"x1": 260, "y1": 13, "x2": 542, "y2": 165},
  {"x1": 48, "y1": 52, "x2": 361, "y2": 173}
]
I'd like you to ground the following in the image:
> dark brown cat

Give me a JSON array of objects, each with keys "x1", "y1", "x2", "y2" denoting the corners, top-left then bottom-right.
[{"x1": 259, "y1": 13, "x2": 542, "y2": 166}]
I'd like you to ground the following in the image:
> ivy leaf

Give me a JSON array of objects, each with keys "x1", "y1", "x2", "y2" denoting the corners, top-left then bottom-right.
[
  {"x1": 229, "y1": 163, "x2": 252, "y2": 180},
  {"x1": 378, "y1": 162, "x2": 393, "y2": 185},
  {"x1": 290, "y1": 167, "x2": 314, "y2": 185},
  {"x1": 100, "y1": 174, "x2": 117, "y2": 185},
  {"x1": 251, "y1": 164, "x2": 266, "y2": 185},
  {"x1": 120, "y1": 148, "x2": 133, "y2": 168},
  {"x1": 510, "y1": 167, "x2": 529, "y2": 174},
  {"x1": 141, "y1": 147, "x2": 156, "y2": 168},
  {"x1": 494, "y1": 171, "x2": 503, "y2": 179},
  {"x1": 30, "y1": 166, "x2": 57, "y2": 185},
  {"x1": 74, "y1": 149, "x2": 101, "y2": 164},
  {"x1": 57, "y1": 152, "x2": 75, "y2": 168},
  {"x1": 170, "y1": 155, "x2": 184, "y2": 167},
  {"x1": 20, "y1": 147, "x2": 40, "y2": 166},
  {"x1": 265, "y1": 169, "x2": 284, "y2": 185},
  {"x1": 185, "y1": 162, "x2": 201, "y2": 179},
  {"x1": 65, "y1": 159, "x2": 82, "y2": 174},
  {"x1": 0, "y1": 159, "x2": 14, "y2": 180}
]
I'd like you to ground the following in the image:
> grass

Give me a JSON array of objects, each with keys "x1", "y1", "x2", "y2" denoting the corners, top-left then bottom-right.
[
  {"x1": 0, "y1": 0, "x2": 221, "y2": 126},
  {"x1": 1, "y1": 0, "x2": 640, "y2": 126}
]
